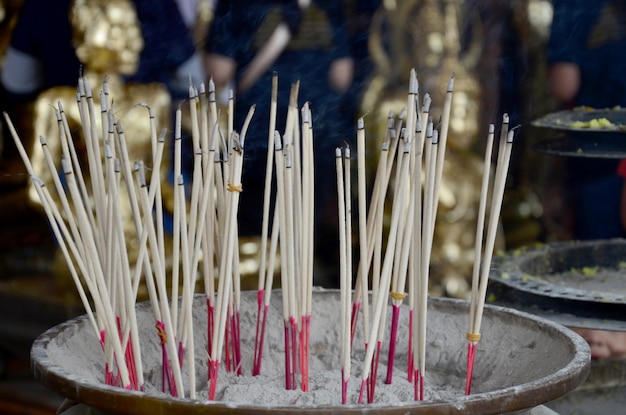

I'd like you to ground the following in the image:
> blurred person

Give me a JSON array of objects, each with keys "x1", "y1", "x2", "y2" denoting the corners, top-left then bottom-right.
[
  {"x1": 0, "y1": 0, "x2": 203, "y2": 177},
  {"x1": 0, "y1": 0, "x2": 205, "y2": 270},
  {"x1": 572, "y1": 327, "x2": 626, "y2": 360},
  {"x1": 1, "y1": 0, "x2": 202, "y2": 102},
  {"x1": 205, "y1": 0, "x2": 355, "y2": 279},
  {"x1": 547, "y1": 0, "x2": 626, "y2": 240}
]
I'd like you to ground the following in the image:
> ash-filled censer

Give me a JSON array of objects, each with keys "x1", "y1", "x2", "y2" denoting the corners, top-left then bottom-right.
[{"x1": 31, "y1": 289, "x2": 590, "y2": 415}]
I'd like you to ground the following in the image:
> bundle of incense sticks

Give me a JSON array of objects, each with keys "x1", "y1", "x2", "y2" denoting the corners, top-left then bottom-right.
[
  {"x1": 251, "y1": 75, "x2": 315, "y2": 393},
  {"x1": 337, "y1": 69, "x2": 444, "y2": 404},
  {"x1": 466, "y1": 115, "x2": 515, "y2": 395},
  {"x1": 3, "y1": 74, "x2": 258, "y2": 400},
  {"x1": 5, "y1": 72, "x2": 319, "y2": 399},
  {"x1": 341, "y1": 69, "x2": 516, "y2": 404}
]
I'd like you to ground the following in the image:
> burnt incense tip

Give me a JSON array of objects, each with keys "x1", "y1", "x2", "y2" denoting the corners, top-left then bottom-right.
[
  {"x1": 398, "y1": 107, "x2": 407, "y2": 120},
  {"x1": 502, "y1": 113, "x2": 509, "y2": 124},
  {"x1": 358, "y1": 117, "x2": 364, "y2": 130},
  {"x1": 104, "y1": 142, "x2": 113, "y2": 159},
  {"x1": 422, "y1": 93, "x2": 432, "y2": 112},
  {"x1": 232, "y1": 132, "x2": 243, "y2": 151},
  {"x1": 507, "y1": 129, "x2": 515, "y2": 143},
  {"x1": 447, "y1": 74, "x2": 455, "y2": 92},
  {"x1": 335, "y1": 147, "x2": 342, "y2": 158},
  {"x1": 432, "y1": 130, "x2": 439, "y2": 145},
  {"x1": 39, "y1": 136, "x2": 47, "y2": 145},
  {"x1": 344, "y1": 145, "x2": 351, "y2": 159},
  {"x1": 147, "y1": 105, "x2": 155, "y2": 118},
  {"x1": 136, "y1": 165, "x2": 147, "y2": 187},
  {"x1": 100, "y1": 93, "x2": 107, "y2": 112},
  {"x1": 426, "y1": 120, "x2": 433, "y2": 137},
  {"x1": 108, "y1": 113, "x2": 115, "y2": 132},
  {"x1": 77, "y1": 77, "x2": 85, "y2": 96},
  {"x1": 285, "y1": 146, "x2": 293, "y2": 168},
  {"x1": 177, "y1": 174, "x2": 185, "y2": 186},
  {"x1": 274, "y1": 131, "x2": 282, "y2": 151},
  {"x1": 403, "y1": 139, "x2": 411, "y2": 153},
  {"x1": 61, "y1": 156, "x2": 72, "y2": 174},
  {"x1": 208, "y1": 77, "x2": 215, "y2": 92},
  {"x1": 84, "y1": 78, "x2": 92, "y2": 98},
  {"x1": 409, "y1": 71, "x2": 418, "y2": 95},
  {"x1": 489, "y1": 123, "x2": 495, "y2": 134}
]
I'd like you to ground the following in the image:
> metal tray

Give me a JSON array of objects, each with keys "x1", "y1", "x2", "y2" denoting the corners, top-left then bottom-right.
[
  {"x1": 491, "y1": 239, "x2": 626, "y2": 305},
  {"x1": 532, "y1": 107, "x2": 626, "y2": 133}
]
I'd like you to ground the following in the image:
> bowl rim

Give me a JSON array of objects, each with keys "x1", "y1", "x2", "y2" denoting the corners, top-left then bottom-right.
[{"x1": 31, "y1": 291, "x2": 591, "y2": 415}]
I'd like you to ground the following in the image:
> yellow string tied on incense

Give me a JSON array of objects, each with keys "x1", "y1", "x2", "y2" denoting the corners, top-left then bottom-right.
[
  {"x1": 466, "y1": 332, "x2": 481, "y2": 343},
  {"x1": 227, "y1": 181, "x2": 243, "y2": 192},
  {"x1": 156, "y1": 323, "x2": 167, "y2": 345},
  {"x1": 390, "y1": 291, "x2": 406, "y2": 301}
]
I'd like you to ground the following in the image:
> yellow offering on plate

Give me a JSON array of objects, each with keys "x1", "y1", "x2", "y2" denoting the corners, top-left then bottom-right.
[{"x1": 569, "y1": 117, "x2": 614, "y2": 128}]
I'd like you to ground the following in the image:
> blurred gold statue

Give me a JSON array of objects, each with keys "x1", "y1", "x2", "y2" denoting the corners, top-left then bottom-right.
[
  {"x1": 21, "y1": 0, "x2": 172, "y2": 295},
  {"x1": 362, "y1": 0, "x2": 490, "y2": 298},
  {"x1": 28, "y1": 0, "x2": 170, "y2": 232}
]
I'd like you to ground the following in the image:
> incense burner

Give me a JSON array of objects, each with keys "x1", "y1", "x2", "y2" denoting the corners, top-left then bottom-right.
[{"x1": 31, "y1": 289, "x2": 589, "y2": 414}]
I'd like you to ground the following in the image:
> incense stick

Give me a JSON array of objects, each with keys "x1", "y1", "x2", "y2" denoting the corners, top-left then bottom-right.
[
  {"x1": 335, "y1": 146, "x2": 351, "y2": 404},
  {"x1": 385, "y1": 70, "x2": 418, "y2": 385},
  {"x1": 253, "y1": 72, "x2": 278, "y2": 376},
  {"x1": 209, "y1": 132, "x2": 245, "y2": 399}
]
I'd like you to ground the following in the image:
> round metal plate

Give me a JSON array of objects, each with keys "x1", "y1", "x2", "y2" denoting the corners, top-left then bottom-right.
[
  {"x1": 491, "y1": 239, "x2": 626, "y2": 305},
  {"x1": 30, "y1": 291, "x2": 591, "y2": 415},
  {"x1": 532, "y1": 107, "x2": 626, "y2": 133}
]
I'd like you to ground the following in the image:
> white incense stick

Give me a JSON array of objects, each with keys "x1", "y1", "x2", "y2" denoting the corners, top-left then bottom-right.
[{"x1": 335, "y1": 147, "x2": 351, "y2": 404}]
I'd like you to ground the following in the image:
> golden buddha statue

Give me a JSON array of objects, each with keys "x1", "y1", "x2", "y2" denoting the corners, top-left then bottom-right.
[
  {"x1": 24, "y1": 0, "x2": 172, "y2": 297},
  {"x1": 29, "y1": 0, "x2": 170, "y2": 217},
  {"x1": 361, "y1": 0, "x2": 491, "y2": 298}
]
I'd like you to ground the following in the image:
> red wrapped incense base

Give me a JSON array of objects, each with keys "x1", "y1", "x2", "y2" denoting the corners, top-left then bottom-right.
[{"x1": 31, "y1": 289, "x2": 589, "y2": 415}]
